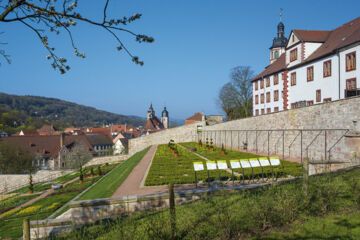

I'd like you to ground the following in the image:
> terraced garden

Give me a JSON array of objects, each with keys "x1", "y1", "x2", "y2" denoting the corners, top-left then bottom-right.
[
  {"x1": 145, "y1": 142, "x2": 302, "y2": 186},
  {"x1": 0, "y1": 163, "x2": 118, "y2": 239}
]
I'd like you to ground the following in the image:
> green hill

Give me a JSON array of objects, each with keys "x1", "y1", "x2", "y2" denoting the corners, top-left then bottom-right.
[{"x1": 0, "y1": 92, "x2": 145, "y2": 133}]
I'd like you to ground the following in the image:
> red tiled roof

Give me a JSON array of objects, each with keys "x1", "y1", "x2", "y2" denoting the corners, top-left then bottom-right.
[
  {"x1": 144, "y1": 116, "x2": 164, "y2": 132},
  {"x1": 13, "y1": 129, "x2": 40, "y2": 136},
  {"x1": 252, "y1": 53, "x2": 286, "y2": 82},
  {"x1": 306, "y1": 17, "x2": 360, "y2": 62},
  {"x1": 86, "y1": 127, "x2": 112, "y2": 139},
  {"x1": 252, "y1": 17, "x2": 360, "y2": 81},
  {"x1": 2, "y1": 135, "x2": 95, "y2": 159},
  {"x1": 37, "y1": 125, "x2": 56, "y2": 135},
  {"x1": 292, "y1": 30, "x2": 330, "y2": 43},
  {"x1": 186, "y1": 112, "x2": 204, "y2": 121}
]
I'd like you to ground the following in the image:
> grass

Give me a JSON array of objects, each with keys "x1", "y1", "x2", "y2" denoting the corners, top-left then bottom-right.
[
  {"x1": 78, "y1": 147, "x2": 151, "y2": 200},
  {"x1": 253, "y1": 212, "x2": 360, "y2": 239},
  {"x1": 145, "y1": 144, "x2": 232, "y2": 186},
  {"x1": 10, "y1": 182, "x2": 52, "y2": 194},
  {"x1": 181, "y1": 142, "x2": 303, "y2": 179},
  {"x1": 56, "y1": 166, "x2": 360, "y2": 240}
]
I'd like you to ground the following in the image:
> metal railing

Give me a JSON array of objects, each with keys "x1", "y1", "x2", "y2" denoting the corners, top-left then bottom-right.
[{"x1": 199, "y1": 129, "x2": 349, "y2": 164}]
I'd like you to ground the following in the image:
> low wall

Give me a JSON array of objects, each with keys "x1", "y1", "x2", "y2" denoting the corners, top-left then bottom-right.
[
  {"x1": 128, "y1": 121, "x2": 204, "y2": 155},
  {"x1": 0, "y1": 170, "x2": 71, "y2": 194},
  {"x1": 29, "y1": 183, "x2": 270, "y2": 238},
  {"x1": 84, "y1": 155, "x2": 128, "y2": 167}
]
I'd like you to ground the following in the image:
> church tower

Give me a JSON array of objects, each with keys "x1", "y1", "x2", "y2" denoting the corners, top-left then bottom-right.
[
  {"x1": 161, "y1": 106, "x2": 169, "y2": 129},
  {"x1": 147, "y1": 103, "x2": 155, "y2": 120},
  {"x1": 270, "y1": 10, "x2": 287, "y2": 64}
]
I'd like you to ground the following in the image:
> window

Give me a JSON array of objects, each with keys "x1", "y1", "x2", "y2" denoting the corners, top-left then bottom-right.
[
  {"x1": 346, "y1": 78, "x2": 357, "y2": 90},
  {"x1": 316, "y1": 90, "x2": 321, "y2": 102},
  {"x1": 323, "y1": 60, "x2": 331, "y2": 77},
  {"x1": 255, "y1": 95, "x2": 259, "y2": 104},
  {"x1": 290, "y1": 48, "x2": 298, "y2": 62},
  {"x1": 275, "y1": 51, "x2": 279, "y2": 58},
  {"x1": 266, "y1": 77, "x2": 270, "y2": 87},
  {"x1": 255, "y1": 81, "x2": 258, "y2": 90},
  {"x1": 274, "y1": 107, "x2": 279, "y2": 112},
  {"x1": 260, "y1": 93, "x2": 264, "y2": 104},
  {"x1": 267, "y1": 108, "x2": 271, "y2": 113},
  {"x1": 255, "y1": 109, "x2": 259, "y2": 116},
  {"x1": 260, "y1": 79, "x2": 264, "y2": 89},
  {"x1": 274, "y1": 90, "x2": 279, "y2": 101},
  {"x1": 323, "y1": 98, "x2": 332, "y2": 103},
  {"x1": 292, "y1": 35, "x2": 295, "y2": 42},
  {"x1": 307, "y1": 66, "x2": 314, "y2": 82},
  {"x1": 261, "y1": 109, "x2": 265, "y2": 115},
  {"x1": 346, "y1": 52, "x2": 356, "y2": 71},
  {"x1": 307, "y1": 100, "x2": 314, "y2": 106},
  {"x1": 274, "y1": 74, "x2": 279, "y2": 85},
  {"x1": 291, "y1": 72, "x2": 296, "y2": 86},
  {"x1": 266, "y1": 92, "x2": 270, "y2": 103}
]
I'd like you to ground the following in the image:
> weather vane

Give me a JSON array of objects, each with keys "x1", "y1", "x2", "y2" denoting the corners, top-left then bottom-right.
[{"x1": 280, "y1": 8, "x2": 283, "y2": 22}]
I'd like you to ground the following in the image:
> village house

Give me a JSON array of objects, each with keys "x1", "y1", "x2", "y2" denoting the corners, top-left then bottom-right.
[
  {"x1": 85, "y1": 134, "x2": 114, "y2": 155},
  {"x1": 252, "y1": 16, "x2": 360, "y2": 116},
  {"x1": 3, "y1": 134, "x2": 96, "y2": 170}
]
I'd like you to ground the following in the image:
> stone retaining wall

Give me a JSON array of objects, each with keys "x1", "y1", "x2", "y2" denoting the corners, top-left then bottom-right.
[
  {"x1": 128, "y1": 121, "x2": 204, "y2": 155},
  {"x1": 0, "y1": 170, "x2": 72, "y2": 194},
  {"x1": 84, "y1": 155, "x2": 128, "y2": 167},
  {"x1": 199, "y1": 97, "x2": 360, "y2": 166}
]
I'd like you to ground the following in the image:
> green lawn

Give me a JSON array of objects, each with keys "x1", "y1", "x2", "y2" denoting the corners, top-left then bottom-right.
[
  {"x1": 78, "y1": 147, "x2": 151, "y2": 200},
  {"x1": 180, "y1": 142, "x2": 303, "y2": 179},
  {"x1": 145, "y1": 144, "x2": 232, "y2": 186},
  {"x1": 56, "y1": 166, "x2": 360, "y2": 240}
]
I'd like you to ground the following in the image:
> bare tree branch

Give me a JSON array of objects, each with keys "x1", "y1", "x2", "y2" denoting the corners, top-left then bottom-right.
[{"x1": 0, "y1": 0, "x2": 154, "y2": 73}]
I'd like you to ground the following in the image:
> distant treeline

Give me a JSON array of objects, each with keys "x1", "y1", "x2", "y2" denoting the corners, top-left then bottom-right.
[{"x1": 0, "y1": 92, "x2": 145, "y2": 134}]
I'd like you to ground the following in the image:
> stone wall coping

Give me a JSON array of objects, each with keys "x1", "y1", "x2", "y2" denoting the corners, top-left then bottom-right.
[
  {"x1": 68, "y1": 182, "x2": 269, "y2": 208},
  {"x1": 30, "y1": 218, "x2": 72, "y2": 228}
]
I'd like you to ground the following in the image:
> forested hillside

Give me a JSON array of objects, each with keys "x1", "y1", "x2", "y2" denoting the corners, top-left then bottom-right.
[{"x1": 0, "y1": 93, "x2": 145, "y2": 134}]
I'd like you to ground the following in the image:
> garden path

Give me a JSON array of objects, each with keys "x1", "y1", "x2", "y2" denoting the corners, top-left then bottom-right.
[
  {"x1": 0, "y1": 176, "x2": 79, "y2": 219},
  {"x1": 112, "y1": 145, "x2": 204, "y2": 198}
]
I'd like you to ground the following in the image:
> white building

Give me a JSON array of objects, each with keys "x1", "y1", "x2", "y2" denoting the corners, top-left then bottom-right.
[{"x1": 252, "y1": 17, "x2": 360, "y2": 116}]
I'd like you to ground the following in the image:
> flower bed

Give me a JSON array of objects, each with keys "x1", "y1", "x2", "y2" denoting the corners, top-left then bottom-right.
[
  {"x1": 145, "y1": 144, "x2": 232, "y2": 186},
  {"x1": 180, "y1": 142, "x2": 303, "y2": 179}
]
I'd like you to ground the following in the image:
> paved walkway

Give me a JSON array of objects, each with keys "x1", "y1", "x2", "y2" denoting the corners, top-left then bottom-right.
[{"x1": 0, "y1": 176, "x2": 78, "y2": 219}]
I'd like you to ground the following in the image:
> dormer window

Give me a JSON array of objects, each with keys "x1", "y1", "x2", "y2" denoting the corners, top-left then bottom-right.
[{"x1": 290, "y1": 48, "x2": 298, "y2": 62}]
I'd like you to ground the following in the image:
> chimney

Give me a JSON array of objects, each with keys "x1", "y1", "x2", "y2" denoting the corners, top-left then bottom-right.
[{"x1": 60, "y1": 133, "x2": 65, "y2": 148}]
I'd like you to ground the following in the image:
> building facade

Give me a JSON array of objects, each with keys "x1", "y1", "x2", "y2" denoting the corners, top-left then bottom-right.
[{"x1": 252, "y1": 17, "x2": 360, "y2": 116}]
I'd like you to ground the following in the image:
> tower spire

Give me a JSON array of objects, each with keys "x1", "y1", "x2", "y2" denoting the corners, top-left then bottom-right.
[{"x1": 280, "y1": 8, "x2": 283, "y2": 22}]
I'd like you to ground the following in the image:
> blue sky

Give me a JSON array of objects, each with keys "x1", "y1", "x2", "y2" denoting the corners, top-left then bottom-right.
[{"x1": 1, "y1": 0, "x2": 360, "y2": 121}]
